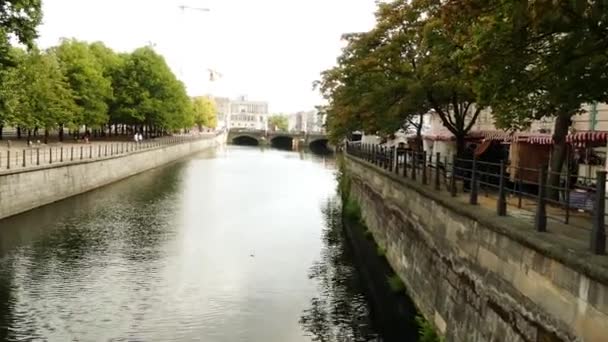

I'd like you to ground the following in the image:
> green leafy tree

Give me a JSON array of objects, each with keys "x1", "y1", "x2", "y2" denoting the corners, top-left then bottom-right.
[
  {"x1": 268, "y1": 114, "x2": 289, "y2": 131},
  {"x1": 317, "y1": 0, "x2": 482, "y2": 155},
  {"x1": 112, "y1": 47, "x2": 193, "y2": 135},
  {"x1": 0, "y1": 0, "x2": 43, "y2": 139},
  {"x1": 52, "y1": 39, "x2": 112, "y2": 136},
  {"x1": 192, "y1": 96, "x2": 217, "y2": 131},
  {"x1": 445, "y1": 0, "x2": 608, "y2": 195},
  {"x1": 0, "y1": 0, "x2": 42, "y2": 68},
  {"x1": 13, "y1": 49, "x2": 79, "y2": 143}
]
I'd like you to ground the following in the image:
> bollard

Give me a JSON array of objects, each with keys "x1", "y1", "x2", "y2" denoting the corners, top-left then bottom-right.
[
  {"x1": 80, "y1": 146, "x2": 83, "y2": 160},
  {"x1": 36, "y1": 148, "x2": 40, "y2": 165},
  {"x1": 590, "y1": 171, "x2": 606, "y2": 254},
  {"x1": 470, "y1": 157, "x2": 478, "y2": 205},
  {"x1": 422, "y1": 151, "x2": 428, "y2": 185},
  {"x1": 22, "y1": 149, "x2": 26, "y2": 167},
  {"x1": 497, "y1": 160, "x2": 507, "y2": 216},
  {"x1": 49, "y1": 148, "x2": 52, "y2": 164},
  {"x1": 60, "y1": 147, "x2": 63, "y2": 162},
  {"x1": 90, "y1": 145, "x2": 93, "y2": 159},
  {"x1": 71, "y1": 147, "x2": 74, "y2": 161},
  {"x1": 450, "y1": 155, "x2": 457, "y2": 196},
  {"x1": 6, "y1": 150, "x2": 9, "y2": 169},
  {"x1": 435, "y1": 152, "x2": 441, "y2": 190}
]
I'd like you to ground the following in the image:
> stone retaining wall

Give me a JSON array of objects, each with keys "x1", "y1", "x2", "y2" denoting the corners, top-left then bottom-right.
[
  {"x1": 345, "y1": 155, "x2": 608, "y2": 342},
  {"x1": 0, "y1": 134, "x2": 225, "y2": 220}
]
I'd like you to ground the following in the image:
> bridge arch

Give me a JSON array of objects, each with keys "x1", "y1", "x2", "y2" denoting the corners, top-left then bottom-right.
[
  {"x1": 308, "y1": 138, "x2": 331, "y2": 154},
  {"x1": 232, "y1": 135, "x2": 260, "y2": 146},
  {"x1": 270, "y1": 135, "x2": 294, "y2": 150}
]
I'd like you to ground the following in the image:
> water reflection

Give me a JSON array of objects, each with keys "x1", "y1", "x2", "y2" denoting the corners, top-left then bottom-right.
[
  {"x1": 300, "y1": 198, "x2": 380, "y2": 342},
  {"x1": 0, "y1": 146, "x2": 377, "y2": 341}
]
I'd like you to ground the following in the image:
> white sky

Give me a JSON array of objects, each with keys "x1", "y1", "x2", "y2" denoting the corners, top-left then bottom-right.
[{"x1": 36, "y1": 0, "x2": 377, "y2": 113}]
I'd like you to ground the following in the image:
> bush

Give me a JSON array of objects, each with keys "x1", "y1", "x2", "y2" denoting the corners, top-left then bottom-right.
[
  {"x1": 416, "y1": 315, "x2": 443, "y2": 342},
  {"x1": 386, "y1": 274, "x2": 406, "y2": 293}
]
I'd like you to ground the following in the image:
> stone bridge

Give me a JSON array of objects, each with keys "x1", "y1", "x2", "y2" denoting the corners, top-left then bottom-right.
[{"x1": 227, "y1": 129, "x2": 330, "y2": 151}]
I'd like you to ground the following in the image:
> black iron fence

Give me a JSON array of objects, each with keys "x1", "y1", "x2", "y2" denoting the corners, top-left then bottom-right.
[
  {"x1": 345, "y1": 142, "x2": 607, "y2": 255},
  {"x1": 0, "y1": 133, "x2": 220, "y2": 172}
]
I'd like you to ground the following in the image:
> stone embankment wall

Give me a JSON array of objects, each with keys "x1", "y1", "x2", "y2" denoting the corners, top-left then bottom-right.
[
  {"x1": 0, "y1": 134, "x2": 225, "y2": 220},
  {"x1": 345, "y1": 156, "x2": 608, "y2": 342}
]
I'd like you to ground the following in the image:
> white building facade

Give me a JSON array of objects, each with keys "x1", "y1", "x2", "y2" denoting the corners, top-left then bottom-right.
[{"x1": 213, "y1": 95, "x2": 269, "y2": 131}]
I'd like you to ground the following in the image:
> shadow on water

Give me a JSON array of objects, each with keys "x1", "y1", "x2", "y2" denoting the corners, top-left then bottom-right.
[
  {"x1": 232, "y1": 136, "x2": 260, "y2": 146},
  {"x1": 300, "y1": 196, "x2": 421, "y2": 342},
  {"x1": 299, "y1": 198, "x2": 381, "y2": 342}
]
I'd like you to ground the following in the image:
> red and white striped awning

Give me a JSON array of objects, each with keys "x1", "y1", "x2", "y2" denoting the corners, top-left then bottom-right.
[{"x1": 566, "y1": 131, "x2": 608, "y2": 144}]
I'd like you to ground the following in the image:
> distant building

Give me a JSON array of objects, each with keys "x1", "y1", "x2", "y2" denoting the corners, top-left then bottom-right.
[
  {"x1": 212, "y1": 95, "x2": 269, "y2": 131},
  {"x1": 287, "y1": 110, "x2": 324, "y2": 133}
]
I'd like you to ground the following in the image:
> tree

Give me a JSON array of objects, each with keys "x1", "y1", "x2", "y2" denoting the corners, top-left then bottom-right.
[
  {"x1": 268, "y1": 114, "x2": 289, "y2": 131},
  {"x1": 111, "y1": 47, "x2": 193, "y2": 135},
  {"x1": 445, "y1": 0, "x2": 608, "y2": 195},
  {"x1": 52, "y1": 39, "x2": 112, "y2": 137},
  {"x1": 13, "y1": 49, "x2": 79, "y2": 143},
  {"x1": 0, "y1": 0, "x2": 42, "y2": 69},
  {"x1": 317, "y1": 0, "x2": 483, "y2": 155},
  {"x1": 192, "y1": 96, "x2": 217, "y2": 131}
]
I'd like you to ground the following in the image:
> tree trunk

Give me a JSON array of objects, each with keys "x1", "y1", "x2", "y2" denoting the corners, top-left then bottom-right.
[
  {"x1": 44, "y1": 128, "x2": 49, "y2": 144},
  {"x1": 455, "y1": 134, "x2": 466, "y2": 158},
  {"x1": 0, "y1": 125, "x2": 3, "y2": 140},
  {"x1": 547, "y1": 114, "x2": 572, "y2": 200},
  {"x1": 27, "y1": 130, "x2": 31, "y2": 144},
  {"x1": 59, "y1": 124, "x2": 64, "y2": 142},
  {"x1": 16, "y1": 126, "x2": 21, "y2": 139}
]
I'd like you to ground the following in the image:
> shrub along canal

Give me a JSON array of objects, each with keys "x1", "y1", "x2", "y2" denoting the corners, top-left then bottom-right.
[{"x1": 0, "y1": 146, "x2": 424, "y2": 341}]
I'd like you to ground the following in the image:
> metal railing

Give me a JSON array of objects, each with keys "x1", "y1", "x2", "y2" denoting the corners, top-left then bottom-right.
[
  {"x1": 345, "y1": 142, "x2": 607, "y2": 255},
  {"x1": 0, "y1": 132, "x2": 220, "y2": 173}
]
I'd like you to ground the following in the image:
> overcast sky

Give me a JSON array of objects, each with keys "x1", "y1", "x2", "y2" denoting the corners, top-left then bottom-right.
[{"x1": 36, "y1": 0, "x2": 377, "y2": 113}]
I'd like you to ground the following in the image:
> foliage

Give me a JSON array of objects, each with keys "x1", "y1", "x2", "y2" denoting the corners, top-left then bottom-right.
[
  {"x1": 109, "y1": 46, "x2": 194, "y2": 132},
  {"x1": 416, "y1": 315, "x2": 443, "y2": 342},
  {"x1": 442, "y1": 0, "x2": 608, "y2": 193},
  {"x1": 386, "y1": 274, "x2": 405, "y2": 293},
  {"x1": 268, "y1": 114, "x2": 289, "y2": 131},
  {"x1": 0, "y1": 48, "x2": 78, "y2": 140},
  {"x1": 192, "y1": 96, "x2": 217, "y2": 130},
  {"x1": 317, "y1": 0, "x2": 485, "y2": 154},
  {"x1": 376, "y1": 246, "x2": 386, "y2": 257},
  {"x1": 0, "y1": 0, "x2": 42, "y2": 68},
  {"x1": 52, "y1": 39, "x2": 112, "y2": 128}
]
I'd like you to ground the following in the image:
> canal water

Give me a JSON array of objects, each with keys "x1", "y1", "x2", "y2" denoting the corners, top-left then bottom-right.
[{"x1": 0, "y1": 146, "x2": 383, "y2": 341}]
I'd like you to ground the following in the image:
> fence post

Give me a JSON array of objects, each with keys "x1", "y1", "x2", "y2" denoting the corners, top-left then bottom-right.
[
  {"x1": 36, "y1": 148, "x2": 40, "y2": 165},
  {"x1": 6, "y1": 150, "x2": 9, "y2": 169},
  {"x1": 49, "y1": 148, "x2": 52, "y2": 164},
  {"x1": 422, "y1": 151, "x2": 428, "y2": 185},
  {"x1": 590, "y1": 171, "x2": 606, "y2": 254},
  {"x1": 534, "y1": 166, "x2": 548, "y2": 231},
  {"x1": 497, "y1": 160, "x2": 507, "y2": 216},
  {"x1": 435, "y1": 152, "x2": 441, "y2": 190},
  {"x1": 60, "y1": 147, "x2": 63, "y2": 162},
  {"x1": 22, "y1": 150, "x2": 26, "y2": 167},
  {"x1": 70, "y1": 147, "x2": 74, "y2": 161},
  {"x1": 395, "y1": 149, "x2": 400, "y2": 175},
  {"x1": 450, "y1": 155, "x2": 457, "y2": 197},
  {"x1": 90, "y1": 145, "x2": 93, "y2": 159},
  {"x1": 80, "y1": 146, "x2": 83, "y2": 160},
  {"x1": 470, "y1": 157, "x2": 478, "y2": 205},
  {"x1": 411, "y1": 151, "x2": 417, "y2": 181}
]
